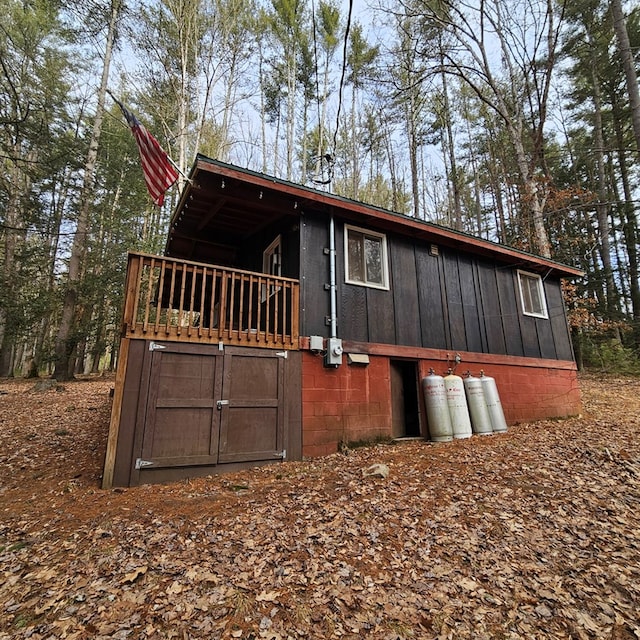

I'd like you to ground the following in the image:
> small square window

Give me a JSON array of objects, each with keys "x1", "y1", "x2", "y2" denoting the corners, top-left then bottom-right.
[
  {"x1": 344, "y1": 225, "x2": 389, "y2": 290},
  {"x1": 517, "y1": 270, "x2": 548, "y2": 318}
]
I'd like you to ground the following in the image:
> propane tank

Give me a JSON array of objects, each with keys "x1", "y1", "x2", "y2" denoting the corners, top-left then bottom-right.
[
  {"x1": 463, "y1": 372, "x2": 493, "y2": 435},
  {"x1": 422, "y1": 369, "x2": 454, "y2": 442},
  {"x1": 444, "y1": 370, "x2": 472, "y2": 439},
  {"x1": 480, "y1": 371, "x2": 508, "y2": 433}
]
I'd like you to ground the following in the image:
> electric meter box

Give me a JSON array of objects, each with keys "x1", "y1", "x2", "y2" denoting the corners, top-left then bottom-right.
[{"x1": 325, "y1": 337, "x2": 343, "y2": 367}]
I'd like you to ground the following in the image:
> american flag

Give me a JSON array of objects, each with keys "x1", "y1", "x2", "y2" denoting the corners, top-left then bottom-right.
[{"x1": 114, "y1": 98, "x2": 179, "y2": 207}]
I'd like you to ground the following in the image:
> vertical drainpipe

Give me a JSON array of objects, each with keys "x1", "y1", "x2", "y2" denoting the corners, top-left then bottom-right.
[
  {"x1": 329, "y1": 212, "x2": 337, "y2": 339},
  {"x1": 325, "y1": 212, "x2": 343, "y2": 366}
]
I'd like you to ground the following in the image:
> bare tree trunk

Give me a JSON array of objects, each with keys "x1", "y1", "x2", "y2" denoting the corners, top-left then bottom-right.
[
  {"x1": 439, "y1": 52, "x2": 462, "y2": 230},
  {"x1": 285, "y1": 42, "x2": 297, "y2": 181},
  {"x1": 407, "y1": 92, "x2": 420, "y2": 218},
  {"x1": 0, "y1": 167, "x2": 22, "y2": 376},
  {"x1": 612, "y1": 90, "x2": 640, "y2": 338},
  {"x1": 591, "y1": 52, "x2": 618, "y2": 314},
  {"x1": 53, "y1": 0, "x2": 121, "y2": 380},
  {"x1": 611, "y1": 0, "x2": 640, "y2": 155},
  {"x1": 259, "y1": 54, "x2": 268, "y2": 174},
  {"x1": 350, "y1": 88, "x2": 359, "y2": 199}
]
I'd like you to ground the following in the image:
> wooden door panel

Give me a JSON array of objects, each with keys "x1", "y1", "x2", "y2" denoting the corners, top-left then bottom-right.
[
  {"x1": 140, "y1": 346, "x2": 222, "y2": 470},
  {"x1": 218, "y1": 348, "x2": 285, "y2": 462},
  {"x1": 222, "y1": 407, "x2": 280, "y2": 462},
  {"x1": 228, "y1": 356, "x2": 279, "y2": 399}
]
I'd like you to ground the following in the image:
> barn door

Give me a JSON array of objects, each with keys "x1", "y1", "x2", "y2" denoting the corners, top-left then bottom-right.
[
  {"x1": 136, "y1": 342, "x2": 223, "y2": 474},
  {"x1": 132, "y1": 342, "x2": 287, "y2": 483},
  {"x1": 218, "y1": 346, "x2": 286, "y2": 463}
]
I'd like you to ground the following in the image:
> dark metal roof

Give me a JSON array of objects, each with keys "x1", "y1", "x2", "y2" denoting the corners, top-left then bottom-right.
[{"x1": 166, "y1": 155, "x2": 584, "y2": 278}]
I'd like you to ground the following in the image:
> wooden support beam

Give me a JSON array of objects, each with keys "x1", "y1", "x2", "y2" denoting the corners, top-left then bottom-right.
[
  {"x1": 197, "y1": 198, "x2": 227, "y2": 231},
  {"x1": 101, "y1": 337, "x2": 131, "y2": 489}
]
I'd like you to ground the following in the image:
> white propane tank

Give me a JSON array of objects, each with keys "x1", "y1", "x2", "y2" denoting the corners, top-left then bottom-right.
[
  {"x1": 422, "y1": 369, "x2": 454, "y2": 442},
  {"x1": 480, "y1": 371, "x2": 508, "y2": 433},
  {"x1": 463, "y1": 372, "x2": 493, "y2": 435},
  {"x1": 444, "y1": 370, "x2": 472, "y2": 439}
]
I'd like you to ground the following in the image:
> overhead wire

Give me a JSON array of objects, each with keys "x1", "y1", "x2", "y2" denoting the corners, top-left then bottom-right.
[{"x1": 331, "y1": 0, "x2": 354, "y2": 163}]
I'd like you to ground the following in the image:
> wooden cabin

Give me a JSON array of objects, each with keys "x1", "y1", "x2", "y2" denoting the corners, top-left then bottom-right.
[{"x1": 102, "y1": 156, "x2": 583, "y2": 488}]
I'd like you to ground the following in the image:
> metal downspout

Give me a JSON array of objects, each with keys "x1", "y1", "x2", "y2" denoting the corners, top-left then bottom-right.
[
  {"x1": 323, "y1": 212, "x2": 343, "y2": 366},
  {"x1": 329, "y1": 213, "x2": 337, "y2": 339}
]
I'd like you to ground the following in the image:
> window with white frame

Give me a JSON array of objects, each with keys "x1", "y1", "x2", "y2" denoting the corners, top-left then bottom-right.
[
  {"x1": 262, "y1": 235, "x2": 282, "y2": 301},
  {"x1": 344, "y1": 224, "x2": 389, "y2": 289},
  {"x1": 517, "y1": 270, "x2": 548, "y2": 318}
]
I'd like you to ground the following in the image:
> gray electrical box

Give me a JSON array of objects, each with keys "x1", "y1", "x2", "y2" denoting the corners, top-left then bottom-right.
[
  {"x1": 309, "y1": 335, "x2": 324, "y2": 352},
  {"x1": 325, "y1": 337, "x2": 343, "y2": 367}
]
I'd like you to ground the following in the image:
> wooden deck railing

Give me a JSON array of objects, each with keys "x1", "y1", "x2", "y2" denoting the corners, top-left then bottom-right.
[{"x1": 121, "y1": 252, "x2": 300, "y2": 349}]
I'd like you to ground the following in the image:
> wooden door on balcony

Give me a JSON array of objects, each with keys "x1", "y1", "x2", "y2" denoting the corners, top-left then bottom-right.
[{"x1": 132, "y1": 342, "x2": 286, "y2": 483}]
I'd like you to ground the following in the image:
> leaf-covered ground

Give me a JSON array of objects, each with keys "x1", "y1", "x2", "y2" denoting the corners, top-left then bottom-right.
[{"x1": 1, "y1": 373, "x2": 639, "y2": 640}]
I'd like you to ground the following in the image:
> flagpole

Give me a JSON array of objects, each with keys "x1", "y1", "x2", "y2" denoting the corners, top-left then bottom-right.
[{"x1": 166, "y1": 154, "x2": 192, "y2": 183}]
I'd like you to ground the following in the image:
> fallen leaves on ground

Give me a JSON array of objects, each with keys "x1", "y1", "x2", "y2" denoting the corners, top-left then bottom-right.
[{"x1": 1, "y1": 373, "x2": 640, "y2": 639}]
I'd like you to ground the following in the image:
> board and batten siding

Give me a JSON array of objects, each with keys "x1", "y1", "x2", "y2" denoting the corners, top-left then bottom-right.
[{"x1": 300, "y1": 212, "x2": 574, "y2": 361}]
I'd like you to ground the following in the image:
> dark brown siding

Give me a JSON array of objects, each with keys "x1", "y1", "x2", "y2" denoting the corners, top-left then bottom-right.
[
  {"x1": 477, "y1": 262, "x2": 507, "y2": 355},
  {"x1": 299, "y1": 213, "x2": 575, "y2": 362},
  {"x1": 537, "y1": 316, "x2": 557, "y2": 360},
  {"x1": 390, "y1": 238, "x2": 421, "y2": 346},
  {"x1": 415, "y1": 247, "x2": 447, "y2": 349},
  {"x1": 368, "y1": 287, "x2": 395, "y2": 345},
  {"x1": 546, "y1": 281, "x2": 574, "y2": 361},
  {"x1": 496, "y1": 268, "x2": 524, "y2": 356},
  {"x1": 300, "y1": 211, "x2": 330, "y2": 337},
  {"x1": 443, "y1": 254, "x2": 467, "y2": 351},
  {"x1": 459, "y1": 256, "x2": 483, "y2": 353},
  {"x1": 521, "y1": 315, "x2": 542, "y2": 358}
]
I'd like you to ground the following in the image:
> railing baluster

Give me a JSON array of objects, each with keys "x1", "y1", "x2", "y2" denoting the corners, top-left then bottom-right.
[
  {"x1": 291, "y1": 283, "x2": 299, "y2": 347},
  {"x1": 199, "y1": 266, "x2": 207, "y2": 338},
  {"x1": 247, "y1": 275, "x2": 255, "y2": 344},
  {"x1": 264, "y1": 277, "x2": 271, "y2": 344},
  {"x1": 256, "y1": 276, "x2": 263, "y2": 343},
  {"x1": 273, "y1": 278, "x2": 280, "y2": 344},
  {"x1": 238, "y1": 273, "x2": 245, "y2": 340},
  {"x1": 142, "y1": 257, "x2": 155, "y2": 333},
  {"x1": 219, "y1": 270, "x2": 228, "y2": 341},
  {"x1": 228, "y1": 272, "x2": 237, "y2": 342},
  {"x1": 187, "y1": 264, "x2": 197, "y2": 336},
  {"x1": 155, "y1": 260, "x2": 166, "y2": 335},
  {"x1": 166, "y1": 263, "x2": 177, "y2": 336},
  {"x1": 281, "y1": 282, "x2": 288, "y2": 344},
  {"x1": 176, "y1": 264, "x2": 187, "y2": 335},
  {"x1": 209, "y1": 268, "x2": 218, "y2": 340}
]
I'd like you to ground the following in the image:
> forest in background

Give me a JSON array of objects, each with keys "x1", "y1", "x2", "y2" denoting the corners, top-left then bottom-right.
[{"x1": 1, "y1": 0, "x2": 639, "y2": 380}]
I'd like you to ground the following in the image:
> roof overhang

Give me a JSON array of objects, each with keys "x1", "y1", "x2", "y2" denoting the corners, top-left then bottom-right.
[{"x1": 166, "y1": 155, "x2": 584, "y2": 279}]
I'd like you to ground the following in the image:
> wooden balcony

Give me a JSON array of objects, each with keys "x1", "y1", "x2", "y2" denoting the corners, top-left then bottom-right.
[{"x1": 121, "y1": 252, "x2": 300, "y2": 349}]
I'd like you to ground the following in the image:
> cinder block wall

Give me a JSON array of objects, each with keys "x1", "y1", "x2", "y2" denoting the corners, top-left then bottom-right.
[
  {"x1": 301, "y1": 353, "x2": 392, "y2": 457},
  {"x1": 301, "y1": 351, "x2": 581, "y2": 457}
]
